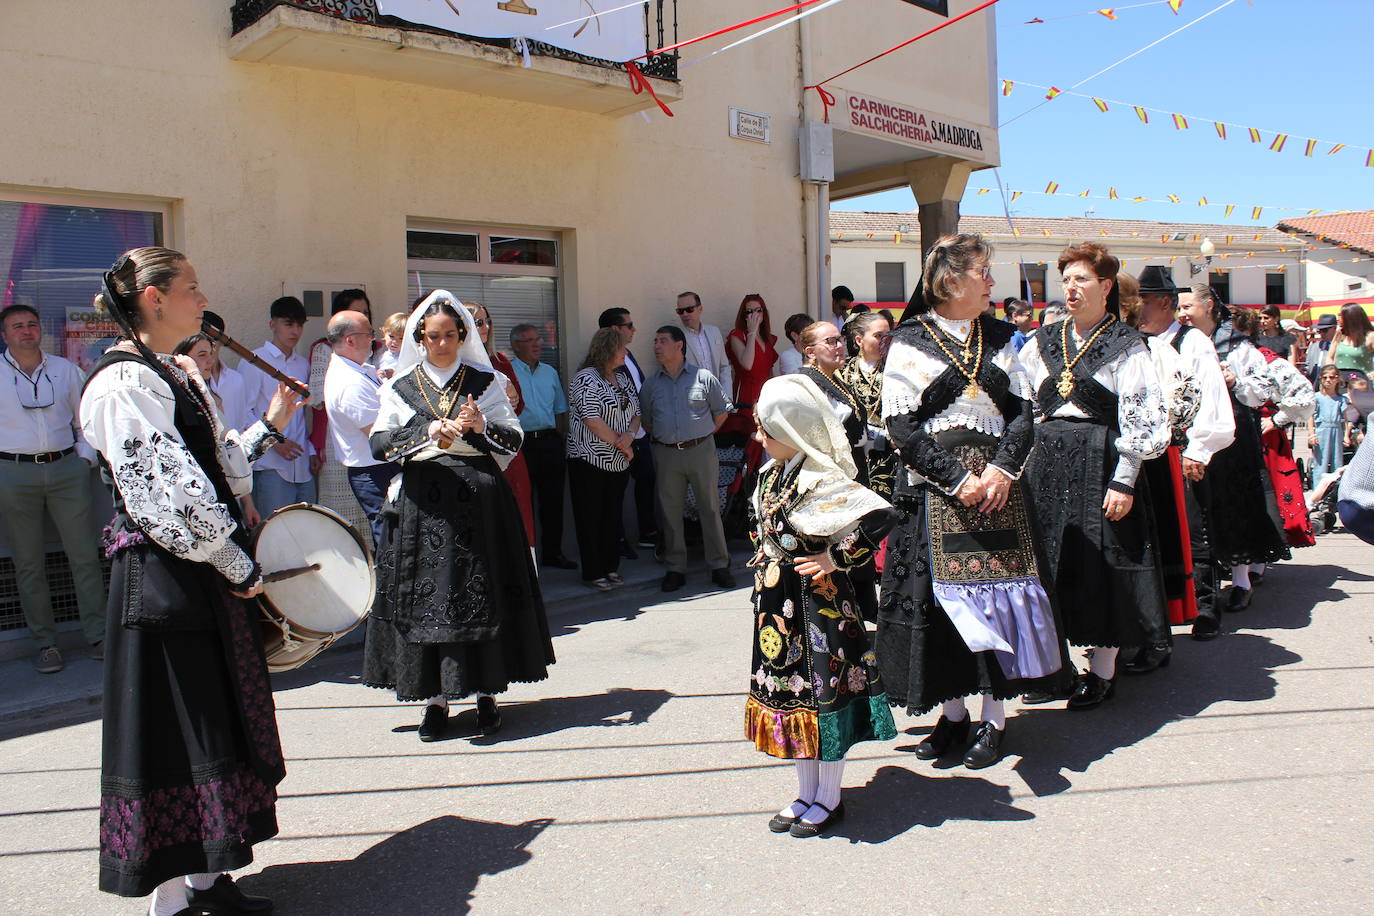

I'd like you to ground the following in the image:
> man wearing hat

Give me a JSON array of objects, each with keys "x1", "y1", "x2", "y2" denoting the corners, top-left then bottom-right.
[
  {"x1": 1304, "y1": 314, "x2": 1339, "y2": 386},
  {"x1": 1132, "y1": 266, "x2": 1236, "y2": 648}
]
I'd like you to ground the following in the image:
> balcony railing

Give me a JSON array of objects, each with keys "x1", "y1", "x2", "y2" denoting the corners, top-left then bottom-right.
[{"x1": 230, "y1": 0, "x2": 680, "y2": 81}]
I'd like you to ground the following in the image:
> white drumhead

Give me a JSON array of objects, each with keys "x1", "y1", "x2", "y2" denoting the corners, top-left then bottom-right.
[{"x1": 255, "y1": 504, "x2": 375, "y2": 634}]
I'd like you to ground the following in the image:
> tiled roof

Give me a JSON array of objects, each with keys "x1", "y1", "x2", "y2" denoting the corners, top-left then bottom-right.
[
  {"x1": 1275, "y1": 211, "x2": 1374, "y2": 257},
  {"x1": 829, "y1": 211, "x2": 1296, "y2": 246}
]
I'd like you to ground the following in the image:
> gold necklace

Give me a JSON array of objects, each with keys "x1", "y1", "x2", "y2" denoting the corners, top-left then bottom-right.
[
  {"x1": 920, "y1": 315, "x2": 984, "y2": 399},
  {"x1": 1058, "y1": 315, "x2": 1116, "y2": 399},
  {"x1": 415, "y1": 364, "x2": 468, "y2": 419}
]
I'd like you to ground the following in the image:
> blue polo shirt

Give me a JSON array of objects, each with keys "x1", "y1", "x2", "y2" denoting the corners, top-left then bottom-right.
[
  {"x1": 512, "y1": 359, "x2": 567, "y2": 432},
  {"x1": 640, "y1": 362, "x2": 733, "y2": 444}
]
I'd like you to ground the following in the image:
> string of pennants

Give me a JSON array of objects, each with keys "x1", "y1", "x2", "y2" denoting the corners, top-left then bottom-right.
[
  {"x1": 972, "y1": 183, "x2": 1365, "y2": 222},
  {"x1": 1001, "y1": 80, "x2": 1373, "y2": 164},
  {"x1": 1023, "y1": 0, "x2": 1185, "y2": 24}
]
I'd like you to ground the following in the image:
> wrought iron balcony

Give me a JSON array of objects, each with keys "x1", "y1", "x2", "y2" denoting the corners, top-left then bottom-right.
[{"x1": 229, "y1": 2, "x2": 680, "y2": 113}]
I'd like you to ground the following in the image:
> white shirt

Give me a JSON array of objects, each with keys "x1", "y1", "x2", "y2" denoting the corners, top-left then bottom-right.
[
  {"x1": 324, "y1": 352, "x2": 384, "y2": 468},
  {"x1": 682, "y1": 323, "x2": 733, "y2": 395},
  {"x1": 778, "y1": 348, "x2": 804, "y2": 375},
  {"x1": 240, "y1": 340, "x2": 314, "y2": 482},
  {"x1": 208, "y1": 363, "x2": 253, "y2": 434},
  {"x1": 0, "y1": 350, "x2": 95, "y2": 462},
  {"x1": 375, "y1": 348, "x2": 399, "y2": 379},
  {"x1": 1151, "y1": 322, "x2": 1235, "y2": 465}
]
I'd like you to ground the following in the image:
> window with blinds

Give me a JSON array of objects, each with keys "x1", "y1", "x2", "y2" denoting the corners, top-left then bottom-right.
[{"x1": 406, "y1": 223, "x2": 563, "y2": 375}]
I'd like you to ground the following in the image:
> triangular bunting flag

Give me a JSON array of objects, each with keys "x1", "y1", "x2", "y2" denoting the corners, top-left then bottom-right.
[
  {"x1": 1304, "y1": 139, "x2": 1317, "y2": 157},
  {"x1": 1002, "y1": 80, "x2": 1014, "y2": 96},
  {"x1": 1131, "y1": 197, "x2": 1146, "y2": 203},
  {"x1": 1366, "y1": 150, "x2": 1373, "y2": 167},
  {"x1": 1167, "y1": 194, "x2": 1180, "y2": 203},
  {"x1": 1013, "y1": 227, "x2": 1023, "y2": 237},
  {"x1": 1248, "y1": 127, "x2": 1261, "y2": 143},
  {"x1": 1045, "y1": 181, "x2": 1059, "y2": 194},
  {"x1": 1134, "y1": 107, "x2": 1149, "y2": 124},
  {"x1": 1214, "y1": 122, "x2": 1227, "y2": 140},
  {"x1": 1169, "y1": 257, "x2": 1177, "y2": 264},
  {"x1": 1011, "y1": 191, "x2": 1023, "y2": 202},
  {"x1": 1168, "y1": 0, "x2": 1183, "y2": 12},
  {"x1": 1172, "y1": 114, "x2": 1188, "y2": 130},
  {"x1": 1045, "y1": 87, "x2": 1062, "y2": 100},
  {"x1": 1224, "y1": 204, "x2": 1235, "y2": 217},
  {"x1": 1026, "y1": 17, "x2": 1044, "y2": 24},
  {"x1": 1079, "y1": 189, "x2": 1091, "y2": 197},
  {"x1": 1161, "y1": 234, "x2": 1171, "y2": 243},
  {"x1": 977, "y1": 188, "x2": 991, "y2": 195},
  {"x1": 1252, "y1": 206, "x2": 1263, "y2": 219},
  {"x1": 1328, "y1": 143, "x2": 1345, "y2": 155},
  {"x1": 1092, "y1": 98, "x2": 1109, "y2": 112},
  {"x1": 1307, "y1": 209, "x2": 1322, "y2": 216},
  {"x1": 1108, "y1": 187, "x2": 1120, "y2": 199},
  {"x1": 1198, "y1": 197, "x2": 1209, "y2": 206},
  {"x1": 1269, "y1": 134, "x2": 1288, "y2": 152},
  {"x1": 1097, "y1": 9, "x2": 1117, "y2": 19},
  {"x1": 1225, "y1": 235, "x2": 1233, "y2": 245},
  {"x1": 1041, "y1": 228, "x2": 1051, "y2": 236}
]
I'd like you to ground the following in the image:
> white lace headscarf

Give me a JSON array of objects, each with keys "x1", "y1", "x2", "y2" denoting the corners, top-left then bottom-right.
[
  {"x1": 755, "y1": 374, "x2": 890, "y2": 537},
  {"x1": 395, "y1": 290, "x2": 495, "y2": 382}
]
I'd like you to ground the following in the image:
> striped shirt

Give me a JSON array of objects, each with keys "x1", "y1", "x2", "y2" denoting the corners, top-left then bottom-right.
[{"x1": 567, "y1": 367, "x2": 639, "y2": 472}]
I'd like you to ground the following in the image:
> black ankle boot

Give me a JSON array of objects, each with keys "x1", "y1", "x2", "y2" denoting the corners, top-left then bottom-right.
[
  {"x1": 476, "y1": 695, "x2": 501, "y2": 736},
  {"x1": 914, "y1": 714, "x2": 971, "y2": 759}
]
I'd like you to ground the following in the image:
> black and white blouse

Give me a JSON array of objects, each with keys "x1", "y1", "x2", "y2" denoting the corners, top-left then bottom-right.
[{"x1": 566, "y1": 367, "x2": 640, "y2": 472}]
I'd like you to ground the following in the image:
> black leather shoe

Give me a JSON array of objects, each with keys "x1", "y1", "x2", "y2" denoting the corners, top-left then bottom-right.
[
  {"x1": 476, "y1": 695, "x2": 501, "y2": 736},
  {"x1": 418, "y1": 704, "x2": 446, "y2": 742},
  {"x1": 542, "y1": 555, "x2": 578, "y2": 570},
  {"x1": 187, "y1": 874, "x2": 274, "y2": 914},
  {"x1": 661, "y1": 571, "x2": 686, "y2": 592},
  {"x1": 962, "y1": 721, "x2": 1004, "y2": 769},
  {"x1": 1123, "y1": 642, "x2": 1172, "y2": 675},
  {"x1": 913, "y1": 714, "x2": 971, "y2": 759},
  {"x1": 768, "y1": 799, "x2": 808, "y2": 833},
  {"x1": 1191, "y1": 616, "x2": 1222, "y2": 641},
  {"x1": 710, "y1": 568, "x2": 736, "y2": 589},
  {"x1": 1226, "y1": 586, "x2": 1253, "y2": 612},
  {"x1": 1022, "y1": 673, "x2": 1079, "y2": 705},
  {"x1": 789, "y1": 801, "x2": 844, "y2": 838},
  {"x1": 1066, "y1": 672, "x2": 1115, "y2": 710}
]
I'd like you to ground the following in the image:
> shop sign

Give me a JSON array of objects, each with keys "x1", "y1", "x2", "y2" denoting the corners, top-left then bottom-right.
[
  {"x1": 729, "y1": 108, "x2": 771, "y2": 144},
  {"x1": 832, "y1": 88, "x2": 992, "y2": 163}
]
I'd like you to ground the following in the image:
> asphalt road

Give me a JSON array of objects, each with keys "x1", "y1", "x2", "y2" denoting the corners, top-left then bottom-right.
[{"x1": 2, "y1": 532, "x2": 1372, "y2": 915}]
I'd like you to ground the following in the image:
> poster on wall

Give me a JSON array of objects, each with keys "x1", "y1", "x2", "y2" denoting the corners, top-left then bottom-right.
[
  {"x1": 376, "y1": 0, "x2": 647, "y2": 62},
  {"x1": 63, "y1": 304, "x2": 121, "y2": 373}
]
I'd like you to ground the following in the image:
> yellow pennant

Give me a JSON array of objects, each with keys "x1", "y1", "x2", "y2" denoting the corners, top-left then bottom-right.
[
  {"x1": 1013, "y1": 227, "x2": 1023, "y2": 237},
  {"x1": 1134, "y1": 106, "x2": 1149, "y2": 124},
  {"x1": 977, "y1": 188, "x2": 991, "y2": 195},
  {"x1": 1225, "y1": 235, "x2": 1233, "y2": 245},
  {"x1": 1131, "y1": 196, "x2": 1147, "y2": 203},
  {"x1": 1214, "y1": 122, "x2": 1227, "y2": 140},
  {"x1": 1097, "y1": 8, "x2": 1117, "y2": 19},
  {"x1": 1224, "y1": 204, "x2": 1235, "y2": 218},
  {"x1": 1328, "y1": 143, "x2": 1345, "y2": 155},
  {"x1": 1172, "y1": 113, "x2": 1188, "y2": 130},
  {"x1": 1304, "y1": 139, "x2": 1317, "y2": 157},
  {"x1": 1108, "y1": 187, "x2": 1120, "y2": 199},
  {"x1": 1168, "y1": 257, "x2": 1177, "y2": 264},
  {"x1": 1045, "y1": 181, "x2": 1059, "y2": 194},
  {"x1": 1253, "y1": 234, "x2": 1263, "y2": 241},
  {"x1": 1041, "y1": 228, "x2": 1052, "y2": 236},
  {"x1": 1160, "y1": 233, "x2": 1170, "y2": 243},
  {"x1": 1167, "y1": 194, "x2": 1180, "y2": 203},
  {"x1": 1366, "y1": 150, "x2": 1373, "y2": 167},
  {"x1": 1168, "y1": 0, "x2": 1183, "y2": 12},
  {"x1": 1092, "y1": 97, "x2": 1109, "y2": 113},
  {"x1": 1002, "y1": 80, "x2": 1014, "y2": 97},
  {"x1": 1269, "y1": 133, "x2": 1288, "y2": 152},
  {"x1": 1197, "y1": 197, "x2": 1208, "y2": 206},
  {"x1": 1011, "y1": 191, "x2": 1023, "y2": 202},
  {"x1": 1306, "y1": 209, "x2": 1322, "y2": 215},
  {"x1": 1079, "y1": 188, "x2": 1091, "y2": 197},
  {"x1": 1252, "y1": 206, "x2": 1263, "y2": 219},
  {"x1": 1248, "y1": 127, "x2": 1261, "y2": 143},
  {"x1": 1045, "y1": 87, "x2": 1062, "y2": 100}
]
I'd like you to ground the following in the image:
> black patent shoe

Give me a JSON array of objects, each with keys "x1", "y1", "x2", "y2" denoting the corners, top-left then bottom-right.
[
  {"x1": 1066, "y1": 672, "x2": 1115, "y2": 710},
  {"x1": 476, "y1": 695, "x2": 502, "y2": 736},
  {"x1": 187, "y1": 874, "x2": 274, "y2": 914},
  {"x1": 768, "y1": 799, "x2": 808, "y2": 833},
  {"x1": 1022, "y1": 672, "x2": 1079, "y2": 705},
  {"x1": 913, "y1": 714, "x2": 971, "y2": 759},
  {"x1": 1226, "y1": 586, "x2": 1253, "y2": 612},
  {"x1": 418, "y1": 704, "x2": 447, "y2": 742},
  {"x1": 789, "y1": 801, "x2": 845, "y2": 838},
  {"x1": 962, "y1": 721, "x2": 1004, "y2": 769},
  {"x1": 1191, "y1": 616, "x2": 1222, "y2": 641},
  {"x1": 1123, "y1": 643, "x2": 1172, "y2": 675}
]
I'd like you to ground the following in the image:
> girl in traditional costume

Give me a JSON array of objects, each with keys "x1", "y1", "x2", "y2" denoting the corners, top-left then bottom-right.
[
  {"x1": 745, "y1": 374, "x2": 898, "y2": 838},
  {"x1": 837, "y1": 310, "x2": 897, "y2": 501},
  {"x1": 877, "y1": 234, "x2": 1069, "y2": 768},
  {"x1": 82, "y1": 247, "x2": 304, "y2": 915},
  {"x1": 363, "y1": 292, "x2": 553, "y2": 741},
  {"x1": 1018, "y1": 243, "x2": 1171, "y2": 710}
]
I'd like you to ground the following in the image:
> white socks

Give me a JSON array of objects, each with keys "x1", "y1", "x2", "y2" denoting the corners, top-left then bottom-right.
[
  {"x1": 800, "y1": 760, "x2": 846, "y2": 823},
  {"x1": 941, "y1": 698, "x2": 969, "y2": 721},
  {"x1": 149, "y1": 877, "x2": 188, "y2": 916},
  {"x1": 426, "y1": 694, "x2": 448, "y2": 710},
  {"x1": 1231, "y1": 564, "x2": 1252, "y2": 590},
  {"x1": 980, "y1": 695, "x2": 1006, "y2": 731},
  {"x1": 1089, "y1": 647, "x2": 1119, "y2": 680},
  {"x1": 185, "y1": 873, "x2": 218, "y2": 891},
  {"x1": 780, "y1": 759, "x2": 820, "y2": 819}
]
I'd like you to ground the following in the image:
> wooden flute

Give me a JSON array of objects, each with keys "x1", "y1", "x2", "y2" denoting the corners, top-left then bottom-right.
[{"x1": 201, "y1": 322, "x2": 311, "y2": 397}]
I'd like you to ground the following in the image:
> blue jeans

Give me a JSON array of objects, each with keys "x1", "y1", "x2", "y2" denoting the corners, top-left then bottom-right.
[
  {"x1": 348, "y1": 463, "x2": 400, "y2": 548},
  {"x1": 253, "y1": 469, "x2": 317, "y2": 522}
]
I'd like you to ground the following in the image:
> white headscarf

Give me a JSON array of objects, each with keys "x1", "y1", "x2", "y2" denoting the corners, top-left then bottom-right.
[
  {"x1": 395, "y1": 290, "x2": 495, "y2": 382},
  {"x1": 755, "y1": 374, "x2": 890, "y2": 537}
]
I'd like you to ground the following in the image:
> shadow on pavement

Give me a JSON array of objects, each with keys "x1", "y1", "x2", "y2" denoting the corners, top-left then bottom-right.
[
  {"x1": 835, "y1": 764, "x2": 1035, "y2": 843},
  {"x1": 1008, "y1": 631, "x2": 1302, "y2": 797},
  {"x1": 237, "y1": 815, "x2": 551, "y2": 915},
  {"x1": 386, "y1": 688, "x2": 677, "y2": 745},
  {"x1": 1226, "y1": 563, "x2": 1374, "y2": 632}
]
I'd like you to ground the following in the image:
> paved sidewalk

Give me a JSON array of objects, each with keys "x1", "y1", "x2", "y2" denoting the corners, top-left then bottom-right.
[{"x1": 2, "y1": 533, "x2": 1371, "y2": 914}]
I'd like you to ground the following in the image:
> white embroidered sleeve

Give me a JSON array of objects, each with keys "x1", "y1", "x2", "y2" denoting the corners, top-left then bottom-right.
[
  {"x1": 880, "y1": 340, "x2": 927, "y2": 420},
  {"x1": 1269, "y1": 357, "x2": 1316, "y2": 427},
  {"x1": 1180, "y1": 334, "x2": 1235, "y2": 464},
  {"x1": 1227, "y1": 340, "x2": 1277, "y2": 408},
  {"x1": 1112, "y1": 344, "x2": 1170, "y2": 488},
  {"x1": 80, "y1": 362, "x2": 252, "y2": 582}
]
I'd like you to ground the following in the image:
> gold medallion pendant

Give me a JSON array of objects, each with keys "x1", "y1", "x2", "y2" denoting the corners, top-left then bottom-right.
[
  {"x1": 1057, "y1": 370, "x2": 1075, "y2": 399},
  {"x1": 965, "y1": 381, "x2": 981, "y2": 399},
  {"x1": 763, "y1": 561, "x2": 782, "y2": 589}
]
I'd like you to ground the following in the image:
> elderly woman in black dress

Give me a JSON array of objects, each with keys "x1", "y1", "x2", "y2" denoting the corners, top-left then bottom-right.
[
  {"x1": 877, "y1": 234, "x2": 1068, "y2": 768},
  {"x1": 363, "y1": 291, "x2": 553, "y2": 741}
]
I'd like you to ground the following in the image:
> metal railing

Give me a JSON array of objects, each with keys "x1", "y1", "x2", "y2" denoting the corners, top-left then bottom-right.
[{"x1": 230, "y1": 0, "x2": 680, "y2": 80}]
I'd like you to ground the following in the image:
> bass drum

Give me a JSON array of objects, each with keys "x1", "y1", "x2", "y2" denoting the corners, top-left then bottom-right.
[{"x1": 253, "y1": 503, "x2": 375, "y2": 673}]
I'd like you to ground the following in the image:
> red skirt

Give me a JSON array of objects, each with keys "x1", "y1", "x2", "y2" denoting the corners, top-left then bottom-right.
[
  {"x1": 1260, "y1": 426, "x2": 1315, "y2": 548},
  {"x1": 503, "y1": 451, "x2": 537, "y2": 548}
]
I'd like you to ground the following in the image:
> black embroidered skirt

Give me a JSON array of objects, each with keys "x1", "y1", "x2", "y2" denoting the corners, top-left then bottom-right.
[
  {"x1": 98, "y1": 563, "x2": 284, "y2": 897},
  {"x1": 1026, "y1": 418, "x2": 1170, "y2": 649},
  {"x1": 1207, "y1": 402, "x2": 1292, "y2": 567},
  {"x1": 363, "y1": 453, "x2": 554, "y2": 701},
  {"x1": 876, "y1": 434, "x2": 1073, "y2": 714}
]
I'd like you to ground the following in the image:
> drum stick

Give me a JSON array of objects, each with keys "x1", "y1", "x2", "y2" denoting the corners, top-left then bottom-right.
[
  {"x1": 262, "y1": 563, "x2": 322, "y2": 583},
  {"x1": 202, "y1": 322, "x2": 310, "y2": 398}
]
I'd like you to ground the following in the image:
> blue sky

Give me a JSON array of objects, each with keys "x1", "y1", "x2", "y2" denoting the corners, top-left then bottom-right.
[{"x1": 837, "y1": 0, "x2": 1371, "y2": 226}]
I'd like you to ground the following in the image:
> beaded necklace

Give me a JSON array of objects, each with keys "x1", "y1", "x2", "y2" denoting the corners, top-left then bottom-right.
[
  {"x1": 753, "y1": 462, "x2": 802, "y2": 589},
  {"x1": 1058, "y1": 314, "x2": 1117, "y2": 399},
  {"x1": 920, "y1": 314, "x2": 985, "y2": 399},
  {"x1": 414, "y1": 363, "x2": 468, "y2": 419}
]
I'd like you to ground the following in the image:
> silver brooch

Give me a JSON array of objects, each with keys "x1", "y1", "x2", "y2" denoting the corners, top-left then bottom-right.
[{"x1": 781, "y1": 534, "x2": 798, "y2": 550}]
